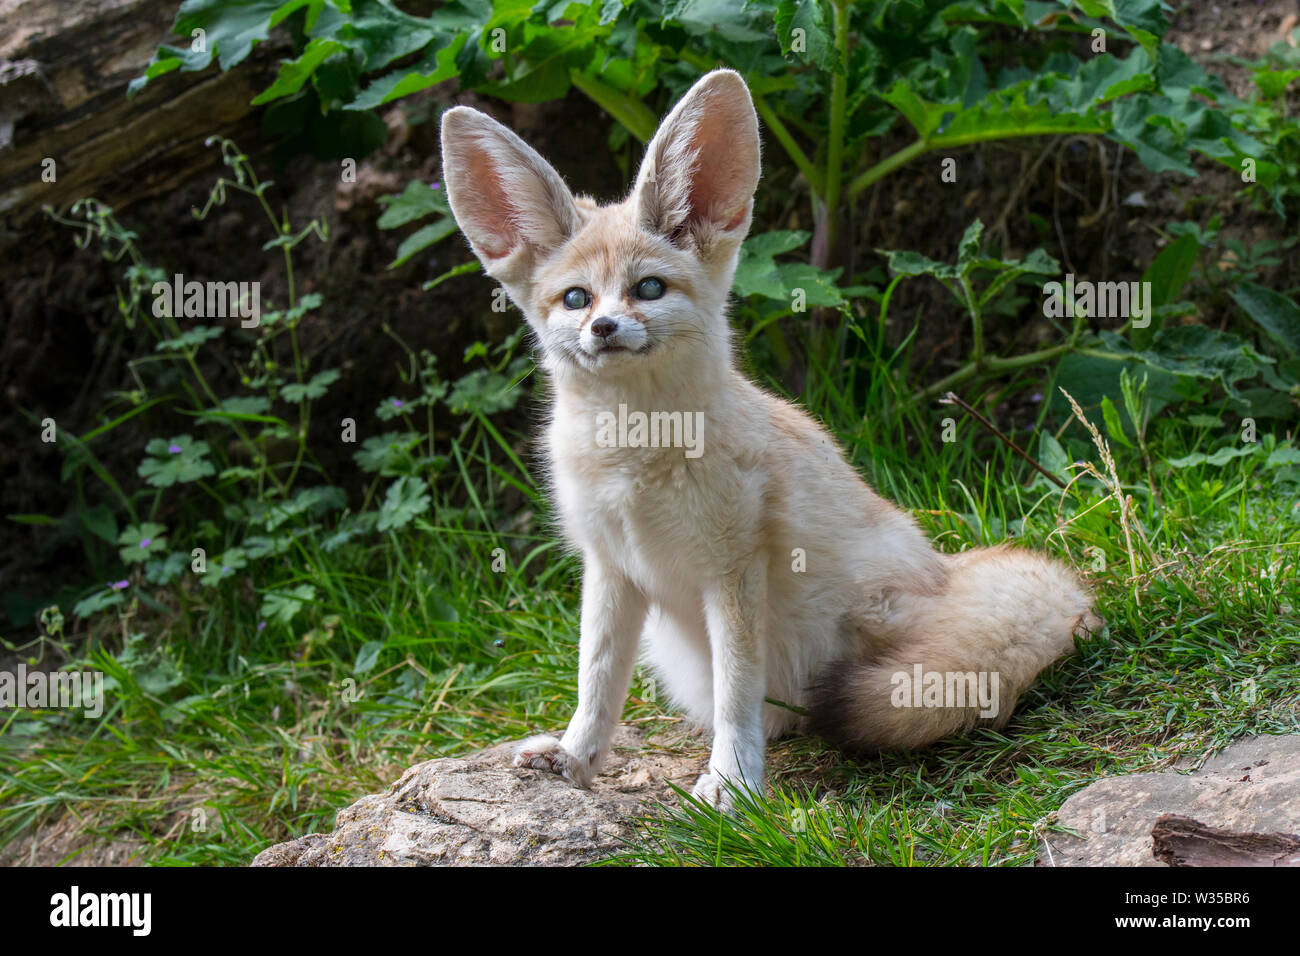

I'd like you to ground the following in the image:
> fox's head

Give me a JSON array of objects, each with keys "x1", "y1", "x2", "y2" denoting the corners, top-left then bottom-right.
[{"x1": 440, "y1": 70, "x2": 760, "y2": 387}]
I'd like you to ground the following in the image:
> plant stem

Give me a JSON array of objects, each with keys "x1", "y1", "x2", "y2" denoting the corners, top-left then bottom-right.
[
  {"x1": 752, "y1": 94, "x2": 823, "y2": 195},
  {"x1": 848, "y1": 121, "x2": 1106, "y2": 199},
  {"x1": 938, "y1": 391, "x2": 1067, "y2": 489},
  {"x1": 914, "y1": 342, "x2": 1134, "y2": 405},
  {"x1": 961, "y1": 275, "x2": 983, "y2": 371},
  {"x1": 822, "y1": 0, "x2": 851, "y2": 251},
  {"x1": 847, "y1": 139, "x2": 928, "y2": 197}
]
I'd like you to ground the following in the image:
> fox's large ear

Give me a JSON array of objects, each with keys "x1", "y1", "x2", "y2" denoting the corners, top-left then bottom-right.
[
  {"x1": 440, "y1": 107, "x2": 580, "y2": 282},
  {"x1": 632, "y1": 69, "x2": 760, "y2": 250}
]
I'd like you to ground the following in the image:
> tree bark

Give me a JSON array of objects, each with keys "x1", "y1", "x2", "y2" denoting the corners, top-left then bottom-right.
[
  {"x1": 0, "y1": 0, "x2": 277, "y2": 245},
  {"x1": 1152, "y1": 813, "x2": 1300, "y2": 867}
]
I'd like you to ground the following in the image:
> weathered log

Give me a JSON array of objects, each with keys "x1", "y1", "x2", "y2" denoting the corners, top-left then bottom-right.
[
  {"x1": 1152, "y1": 813, "x2": 1300, "y2": 867},
  {"x1": 0, "y1": 0, "x2": 279, "y2": 244}
]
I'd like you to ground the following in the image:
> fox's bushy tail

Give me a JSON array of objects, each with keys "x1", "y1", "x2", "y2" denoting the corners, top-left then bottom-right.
[{"x1": 806, "y1": 546, "x2": 1102, "y2": 751}]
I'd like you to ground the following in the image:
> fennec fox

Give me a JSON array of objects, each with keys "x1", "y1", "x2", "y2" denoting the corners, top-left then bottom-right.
[{"x1": 441, "y1": 69, "x2": 1102, "y2": 808}]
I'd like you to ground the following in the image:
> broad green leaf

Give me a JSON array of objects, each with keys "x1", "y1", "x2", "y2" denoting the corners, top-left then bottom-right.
[
  {"x1": 388, "y1": 219, "x2": 459, "y2": 268},
  {"x1": 775, "y1": 0, "x2": 842, "y2": 74},
  {"x1": 1229, "y1": 282, "x2": 1300, "y2": 357},
  {"x1": 377, "y1": 181, "x2": 451, "y2": 230}
]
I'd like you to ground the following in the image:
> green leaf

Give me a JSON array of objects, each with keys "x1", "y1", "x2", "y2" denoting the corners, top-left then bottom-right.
[
  {"x1": 1125, "y1": 326, "x2": 1274, "y2": 396},
  {"x1": 1254, "y1": 68, "x2": 1300, "y2": 100},
  {"x1": 388, "y1": 219, "x2": 459, "y2": 269},
  {"x1": 1143, "y1": 234, "x2": 1199, "y2": 307},
  {"x1": 354, "y1": 640, "x2": 384, "y2": 674},
  {"x1": 282, "y1": 368, "x2": 341, "y2": 402},
  {"x1": 1267, "y1": 445, "x2": 1300, "y2": 467},
  {"x1": 145, "y1": 551, "x2": 189, "y2": 586},
  {"x1": 118, "y1": 522, "x2": 168, "y2": 565},
  {"x1": 445, "y1": 367, "x2": 525, "y2": 416},
  {"x1": 156, "y1": 326, "x2": 224, "y2": 351},
  {"x1": 138, "y1": 435, "x2": 216, "y2": 488},
  {"x1": 345, "y1": 36, "x2": 467, "y2": 110},
  {"x1": 261, "y1": 584, "x2": 317, "y2": 626},
  {"x1": 1100, "y1": 396, "x2": 1134, "y2": 448},
  {"x1": 197, "y1": 395, "x2": 275, "y2": 424},
  {"x1": 80, "y1": 504, "x2": 119, "y2": 545},
  {"x1": 377, "y1": 180, "x2": 450, "y2": 229},
  {"x1": 7, "y1": 513, "x2": 61, "y2": 527},
  {"x1": 354, "y1": 431, "x2": 422, "y2": 474},
  {"x1": 881, "y1": 79, "x2": 943, "y2": 138},
  {"x1": 252, "y1": 38, "x2": 349, "y2": 105},
  {"x1": 74, "y1": 587, "x2": 125, "y2": 619},
  {"x1": 377, "y1": 476, "x2": 431, "y2": 531},
  {"x1": 1165, "y1": 446, "x2": 1258, "y2": 469},
  {"x1": 1037, "y1": 431, "x2": 1070, "y2": 481},
  {"x1": 663, "y1": 0, "x2": 769, "y2": 42},
  {"x1": 774, "y1": 0, "x2": 842, "y2": 73},
  {"x1": 199, "y1": 547, "x2": 249, "y2": 588},
  {"x1": 1229, "y1": 283, "x2": 1300, "y2": 357}
]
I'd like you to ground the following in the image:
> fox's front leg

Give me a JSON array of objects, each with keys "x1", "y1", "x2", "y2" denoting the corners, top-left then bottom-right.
[
  {"x1": 694, "y1": 555, "x2": 768, "y2": 811},
  {"x1": 514, "y1": 554, "x2": 646, "y2": 787}
]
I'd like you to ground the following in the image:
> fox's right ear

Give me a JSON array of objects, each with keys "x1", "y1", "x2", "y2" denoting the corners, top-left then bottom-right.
[{"x1": 440, "y1": 107, "x2": 580, "y2": 282}]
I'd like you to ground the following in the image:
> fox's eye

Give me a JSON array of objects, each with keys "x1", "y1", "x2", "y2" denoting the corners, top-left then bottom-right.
[
  {"x1": 634, "y1": 277, "x2": 666, "y2": 300},
  {"x1": 563, "y1": 288, "x2": 590, "y2": 310}
]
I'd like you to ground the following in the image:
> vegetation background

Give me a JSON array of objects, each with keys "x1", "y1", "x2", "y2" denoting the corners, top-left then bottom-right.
[{"x1": 0, "y1": 0, "x2": 1297, "y2": 866}]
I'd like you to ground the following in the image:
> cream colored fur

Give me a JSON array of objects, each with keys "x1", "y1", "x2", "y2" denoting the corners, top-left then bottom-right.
[{"x1": 440, "y1": 70, "x2": 1102, "y2": 809}]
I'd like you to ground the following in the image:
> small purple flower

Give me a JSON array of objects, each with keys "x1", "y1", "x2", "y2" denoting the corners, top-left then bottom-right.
[
  {"x1": 168, "y1": 443, "x2": 183, "y2": 454},
  {"x1": 1030, "y1": 392, "x2": 1043, "y2": 403},
  {"x1": 392, "y1": 399, "x2": 404, "y2": 408},
  {"x1": 222, "y1": 566, "x2": 231, "y2": 573},
  {"x1": 257, "y1": 621, "x2": 267, "y2": 632},
  {"x1": 110, "y1": 580, "x2": 129, "y2": 591},
  {"x1": 430, "y1": 181, "x2": 441, "y2": 190},
  {"x1": 139, "y1": 538, "x2": 152, "y2": 549}
]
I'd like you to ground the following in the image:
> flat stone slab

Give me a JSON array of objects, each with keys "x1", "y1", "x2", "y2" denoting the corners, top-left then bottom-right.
[{"x1": 1038, "y1": 734, "x2": 1300, "y2": 866}]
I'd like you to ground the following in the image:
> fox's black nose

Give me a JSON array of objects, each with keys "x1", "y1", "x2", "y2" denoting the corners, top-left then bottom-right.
[{"x1": 590, "y1": 317, "x2": 618, "y2": 338}]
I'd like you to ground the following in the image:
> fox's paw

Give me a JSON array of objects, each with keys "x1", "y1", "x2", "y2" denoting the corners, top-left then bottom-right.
[
  {"x1": 512, "y1": 735, "x2": 593, "y2": 788},
  {"x1": 690, "y1": 773, "x2": 734, "y2": 812}
]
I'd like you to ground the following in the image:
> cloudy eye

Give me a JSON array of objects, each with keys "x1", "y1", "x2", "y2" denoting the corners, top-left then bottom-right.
[
  {"x1": 563, "y1": 288, "x2": 590, "y2": 310},
  {"x1": 635, "y1": 277, "x2": 666, "y2": 300}
]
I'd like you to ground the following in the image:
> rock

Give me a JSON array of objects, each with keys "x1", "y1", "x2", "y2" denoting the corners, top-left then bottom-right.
[
  {"x1": 1038, "y1": 734, "x2": 1300, "y2": 866},
  {"x1": 251, "y1": 724, "x2": 704, "y2": 867}
]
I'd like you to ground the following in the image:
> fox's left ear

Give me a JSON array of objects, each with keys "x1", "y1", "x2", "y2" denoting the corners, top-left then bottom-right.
[{"x1": 633, "y1": 69, "x2": 760, "y2": 251}]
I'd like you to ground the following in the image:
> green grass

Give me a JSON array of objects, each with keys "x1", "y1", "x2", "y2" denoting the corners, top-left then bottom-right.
[{"x1": 2, "y1": 317, "x2": 1298, "y2": 867}]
